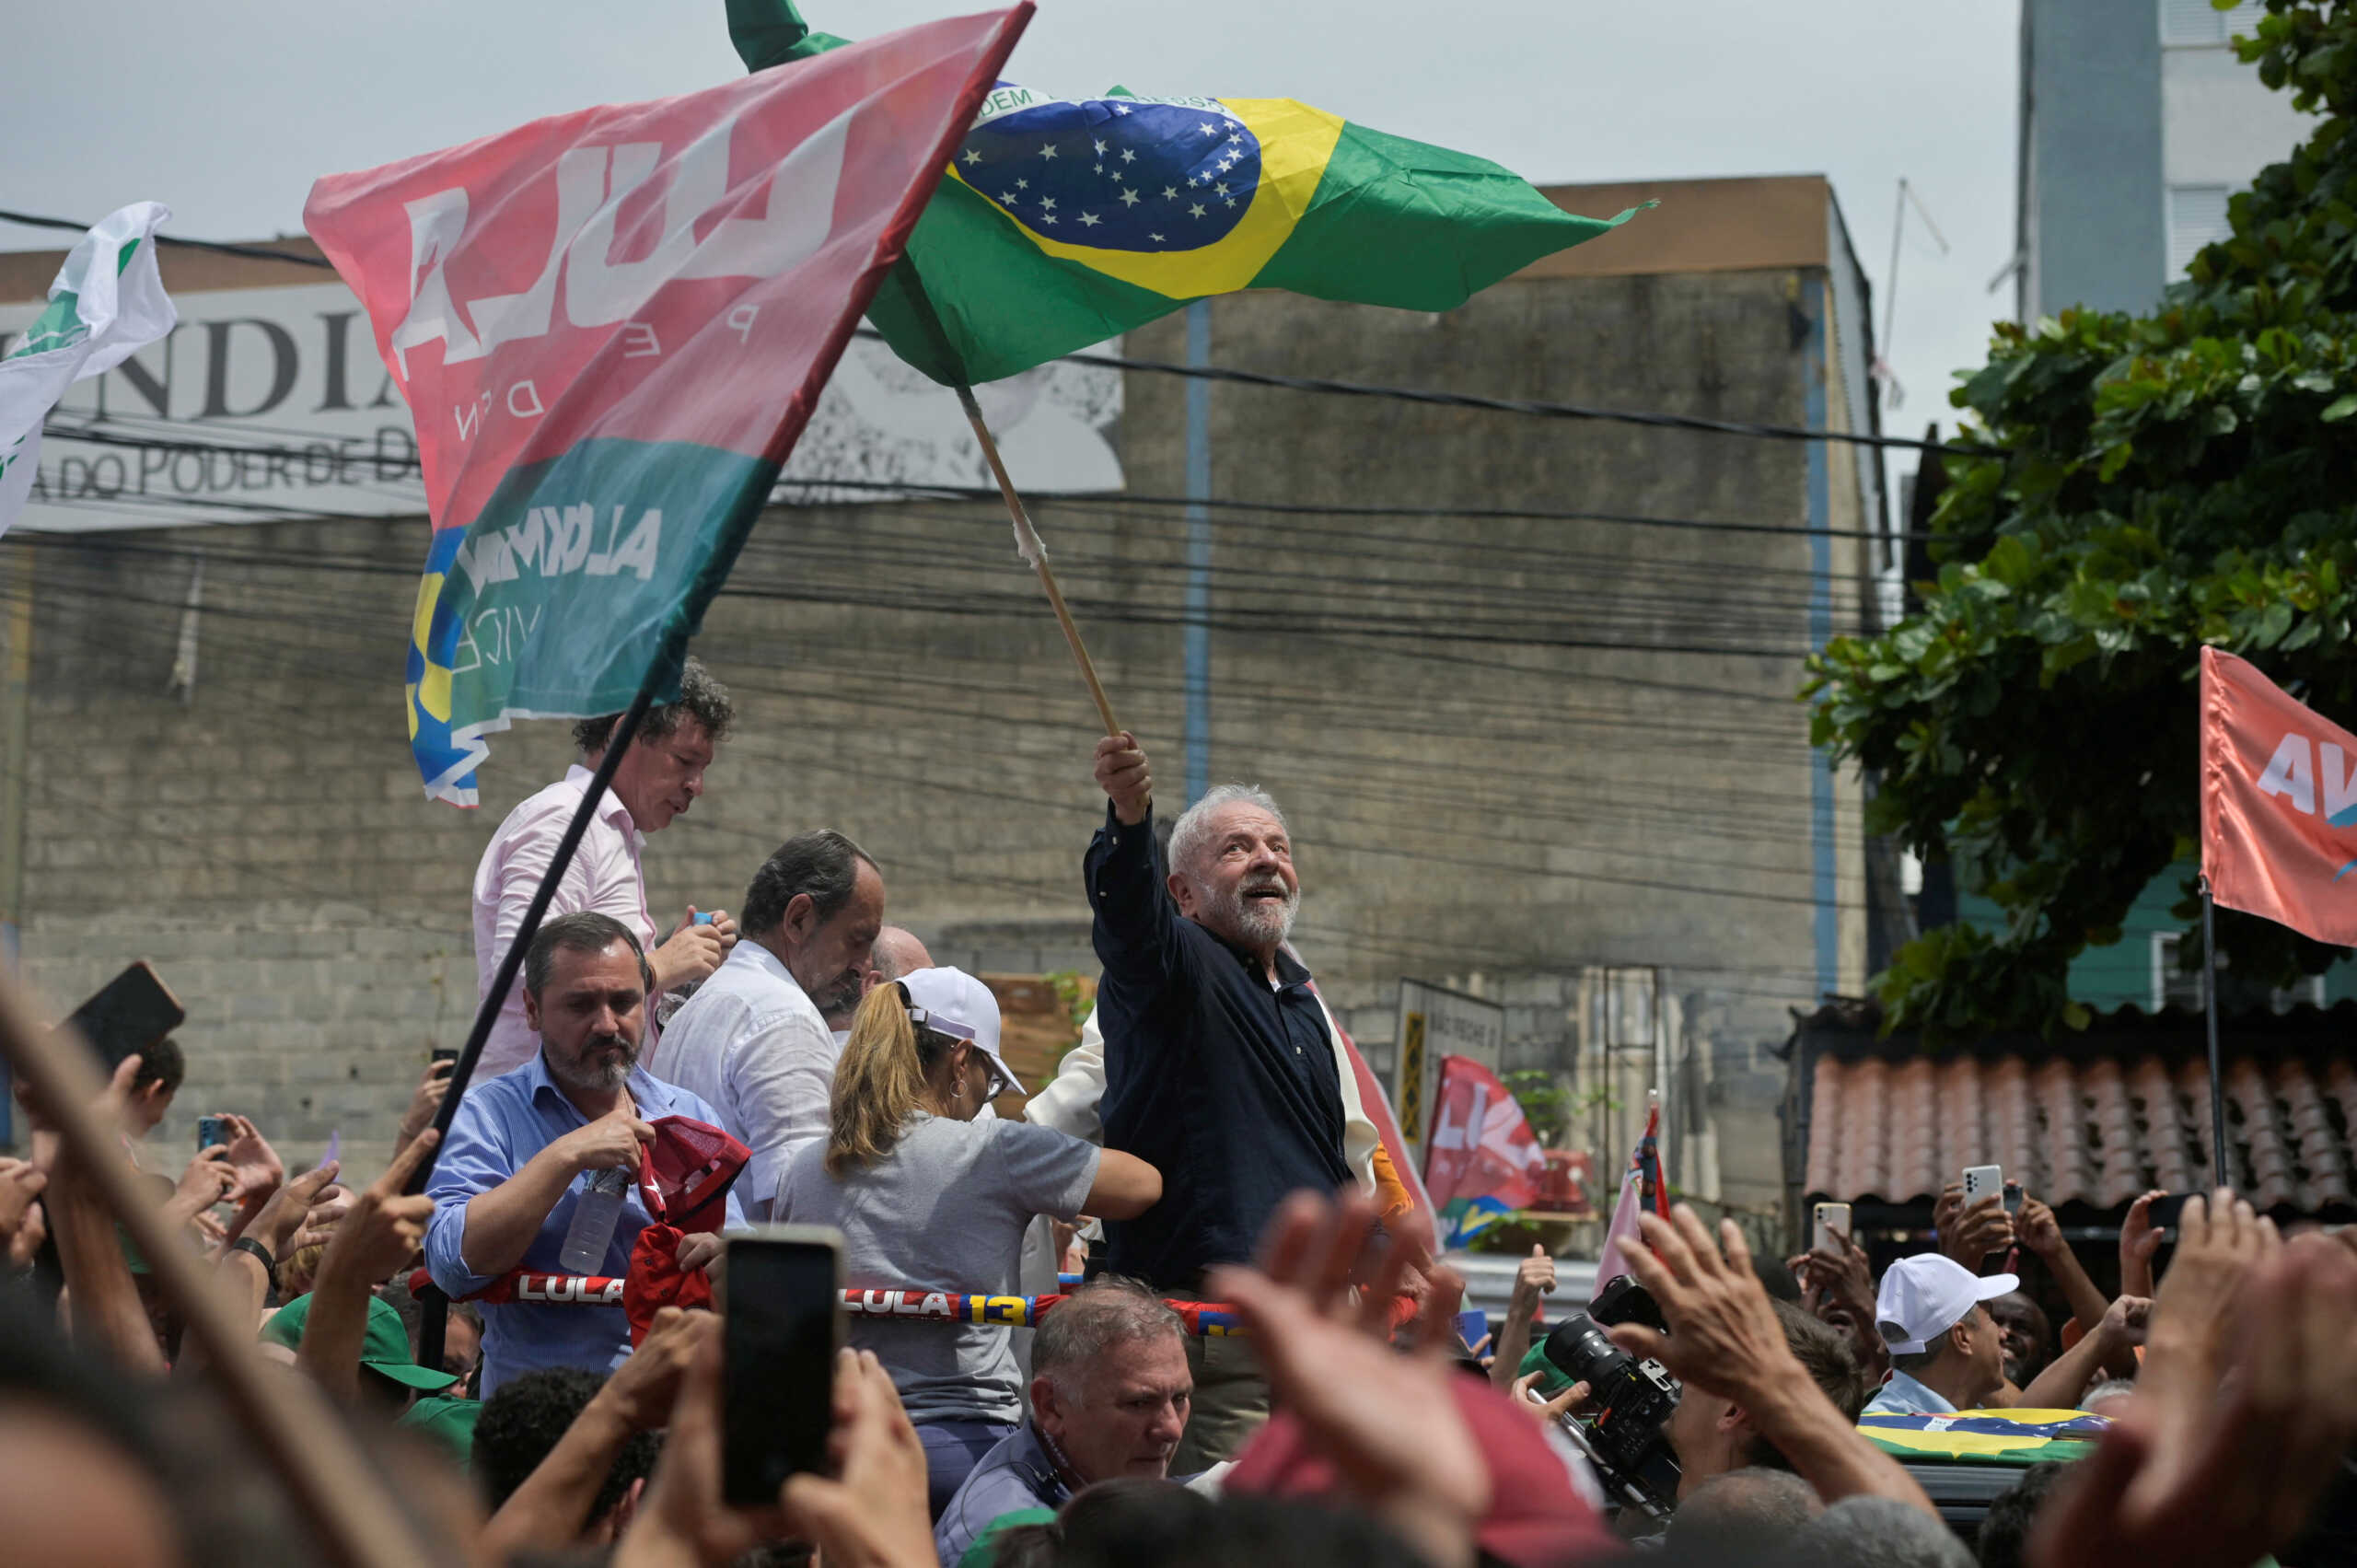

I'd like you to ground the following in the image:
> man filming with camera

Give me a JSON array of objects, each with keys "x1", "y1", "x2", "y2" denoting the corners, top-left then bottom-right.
[{"x1": 1537, "y1": 1205, "x2": 1940, "y2": 1525}]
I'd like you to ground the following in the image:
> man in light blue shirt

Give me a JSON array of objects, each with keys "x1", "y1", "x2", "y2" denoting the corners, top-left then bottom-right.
[
  {"x1": 427, "y1": 912, "x2": 746, "y2": 1397},
  {"x1": 1863, "y1": 1253, "x2": 2015, "y2": 1417}
]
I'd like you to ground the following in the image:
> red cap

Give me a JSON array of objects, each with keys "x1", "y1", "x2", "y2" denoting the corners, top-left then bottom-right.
[{"x1": 1226, "y1": 1370, "x2": 1618, "y2": 1566}]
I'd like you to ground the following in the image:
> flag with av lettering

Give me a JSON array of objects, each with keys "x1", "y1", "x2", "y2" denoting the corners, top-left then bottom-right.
[
  {"x1": 732, "y1": 1, "x2": 1643, "y2": 386},
  {"x1": 0, "y1": 203, "x2": 177, "y2": 538},
  {"x1": 1423, "y1": 1055, "x2": 1547, "y2": 1248},
  {"x1": 2200, "y1": 645, "x2": 2357, "y2": 945},
  {"x1": 304, "y1": 6, "x2": 1031, "y2": 803}
]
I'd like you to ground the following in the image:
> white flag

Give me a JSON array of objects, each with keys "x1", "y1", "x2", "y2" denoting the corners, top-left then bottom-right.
[{"x1": 0, "y1": 203, "x2": 178, "y2": 536}]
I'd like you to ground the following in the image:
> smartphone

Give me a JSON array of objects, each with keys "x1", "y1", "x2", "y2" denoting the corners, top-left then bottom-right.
[
  {"x1": 1812, "y1": 1202, "x2": 1852, "y2": 1253},
  {"x1": 197, "y1": 1116, "x2": 229, "y2": 1150},
  {"x1": 1455, "y1": 1308, "x2": 1490, "y2": 1350},
  {"x1": 722, "y1": 1225, "x2": 845, "y2": 1508},
  {"x1": 430, "y1": 1048, "x2": 459, "y2": 1067},
  {"x1": 2003, "y1": 1179, "x2": 2026, "y2": 1217},
  {"x1": 1962, "y1": 1165, "x2": 2003, "y2": 1205},
  {"x1": 63, "y1": 962, "x2": 186, "y2": 1070},
  {"x1": 2148, "y1": 1192, "x2": 2199, "y2": 1230}
]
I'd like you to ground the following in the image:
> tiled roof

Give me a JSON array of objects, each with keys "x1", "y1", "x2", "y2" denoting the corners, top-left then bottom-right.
[{"x1": 1792, "y1": 1003, "x2": 2357, "y2": 1214}]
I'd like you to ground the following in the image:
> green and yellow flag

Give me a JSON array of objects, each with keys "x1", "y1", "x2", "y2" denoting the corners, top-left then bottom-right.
[{"x1": 731, "y1": 1, "x2": 1642, "y2": 385}]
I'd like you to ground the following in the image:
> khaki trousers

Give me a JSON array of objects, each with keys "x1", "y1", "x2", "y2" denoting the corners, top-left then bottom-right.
[{"x1": 1173, "y1": 1330, "x2": 1270, "y2": 1474}]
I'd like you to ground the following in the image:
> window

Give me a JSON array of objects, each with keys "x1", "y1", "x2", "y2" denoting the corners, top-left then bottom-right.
[
  {"x1": 2167, "y1": 184, "x2": 2233, "y2": 275},
  {"x1": 2160, "y1": 0, "x2": 2264, "y2": 46},
  {"x1": 2154, "y1": 932, "x2": 2205, "y2": 1012}
]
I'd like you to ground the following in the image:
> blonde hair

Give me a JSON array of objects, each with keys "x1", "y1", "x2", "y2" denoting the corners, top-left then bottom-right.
[{"x1": 825, "y1": 982, "x2": 957, "y2": 1177}]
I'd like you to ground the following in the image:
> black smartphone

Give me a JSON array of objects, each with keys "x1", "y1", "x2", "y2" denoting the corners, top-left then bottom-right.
[
  {"x1": 430, "y1": 1048, "x2": 459, "y2": 1067},
  {"x1": 2148, "y1": 1192, "x2": 2200, "y2": 1230},
  {"x1": 722, "y1": 1226, "x2": 845, "y2": 1508},
  {"x1": 63, "y1": 962, "x2": 186, "y2": 1070}
]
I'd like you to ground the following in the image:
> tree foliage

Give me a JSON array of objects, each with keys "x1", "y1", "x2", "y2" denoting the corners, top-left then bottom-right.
[{"x1": 1805, "y1": 0, "x2": 2357, "y2": 1040}]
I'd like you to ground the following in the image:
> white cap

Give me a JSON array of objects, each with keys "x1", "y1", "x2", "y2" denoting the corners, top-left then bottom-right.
[
  {"x1": 899, "y1": 967, "x2": 1023, "y2": 1096},
  {"x1": 1875, "y1": 1253, "x2": 2018, "y2": 1354}
]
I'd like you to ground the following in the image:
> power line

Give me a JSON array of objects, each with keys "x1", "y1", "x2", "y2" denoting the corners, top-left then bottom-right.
[{"x1": 6, "y1": 206, "x2": 1971, "y2": 458}]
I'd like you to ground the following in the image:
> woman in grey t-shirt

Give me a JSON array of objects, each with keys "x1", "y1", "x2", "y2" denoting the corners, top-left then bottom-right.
[{"x1": 774, "y1": 966, "x2": 1162, "y2": 1517}]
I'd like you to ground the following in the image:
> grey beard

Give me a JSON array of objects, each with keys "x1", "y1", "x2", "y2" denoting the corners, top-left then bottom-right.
[
  {"x1": 551, "y1": 1033, "x2": 636, "y2": 1094},
  {"x1": 1203, "y1": 879, "x2": 1299, "y2": 949}
]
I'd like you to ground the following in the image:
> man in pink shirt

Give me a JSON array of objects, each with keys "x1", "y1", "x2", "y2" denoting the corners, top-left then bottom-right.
[{"x1": 470, "y1": 656, "x2": 740, "y2": 1078}]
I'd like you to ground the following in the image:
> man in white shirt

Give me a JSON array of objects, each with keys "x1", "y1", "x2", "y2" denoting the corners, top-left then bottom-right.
[
  {"x1": 649, "y1": 829, "x2": 886, "y2": 1218},
  {"x1": 470, "y1": 657, "x2": 741, "y2": 1079}
]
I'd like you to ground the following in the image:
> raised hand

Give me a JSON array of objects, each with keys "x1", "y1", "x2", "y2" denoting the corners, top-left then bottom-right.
[
  {"x1": 1935, "y1": 1182, "x2": 2013, "y2": 1267},
  {"x1": 654, "y1": 909, "x2": 729, "y2": 993},
  {"x1": 317, "y1": 1131, "x2": 439, "y2": 1287},
  {"x1": 1210, "y1": 1192, "x2": 1489, "y2": 1568},
  {"x1": 778, "y1": 1349, "x2": 938, "y2": 1568},
  {"x1": 217, "y1": 1113, "x2": 284, "y2": 1202},
  {"x1": 1093, "y1": 731, "x2": 1153, "y2": 826},
  {"x1": 2029, "y1": 1232, "x2": 2357, "y2": 1568},
  {"x1": 2119, "y1": 1189, "x2": 2168, "y2": 1297},
  {"x1": 396, "y1": 1058, "x2": 453, "y2": 1151}
]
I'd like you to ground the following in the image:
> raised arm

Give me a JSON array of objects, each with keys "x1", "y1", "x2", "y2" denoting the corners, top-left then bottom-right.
[
  {"x1": 2018, "y1": 1295, "x2": 2147, "y2": 1410},
  {"x1": 1609, "y1": 1206, "x2": 1942, "y2": 1522},
  {"x1": 1084, "y1": 733, "x2": 1187, "y2": 991}
]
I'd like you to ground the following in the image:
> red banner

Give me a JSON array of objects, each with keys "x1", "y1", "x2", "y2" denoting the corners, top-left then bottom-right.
[
  {"x1": 1423, "y1": 1055, "x2": 1546, "y2": 1223},
  {"x1": 2200, "y1": 645, "x2": 2357, "y2": 945}
]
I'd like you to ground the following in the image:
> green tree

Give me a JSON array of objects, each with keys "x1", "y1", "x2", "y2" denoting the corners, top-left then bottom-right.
[{"x1": 1805, "y1": 0, "x2": 2357, "y2": 1040}]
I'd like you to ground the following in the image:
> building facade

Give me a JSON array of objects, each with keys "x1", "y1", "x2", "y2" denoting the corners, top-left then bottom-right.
[
  {"x1": 0, "y1": 174, "x2": 1893, "y2": 1234},
  {"x1": 2015, "y1": 0, "x2": 2313, "y2": 319}
]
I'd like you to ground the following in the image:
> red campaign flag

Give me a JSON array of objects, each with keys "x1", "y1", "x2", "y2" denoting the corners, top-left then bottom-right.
[
  {"x1": 1423, "y1": 1054, "x2": 1547, "y2": 1246},
  {"x1": 2200, "y1": 645, "x2": 2357, "y2": 945},
  {"x1": 303, "y1": 7, "x2": 1031, "y2": 803}
]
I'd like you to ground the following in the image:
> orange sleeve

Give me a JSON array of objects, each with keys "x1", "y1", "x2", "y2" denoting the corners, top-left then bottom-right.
[{"x1": 1371, "y1": 1138, "x2": 1415, "y2": 1224}]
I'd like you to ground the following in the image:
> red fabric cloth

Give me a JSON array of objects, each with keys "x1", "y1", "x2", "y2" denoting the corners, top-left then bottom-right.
[
  {"x1": 1226, "y1": 1371, "x2": 1616, "y2": 1567},
  {"x1": 638, "y1": 1115, "x2": 749, "y2": 1234},
  {"x1": 2201, "y1": 645, "x2": 2357, "y2": 944},
  {"x1": 622, "y1": 1223, "x2": 714, "y2": 1346}
]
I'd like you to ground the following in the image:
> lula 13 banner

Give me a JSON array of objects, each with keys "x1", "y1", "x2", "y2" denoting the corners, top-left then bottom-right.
[{"x1": 305, "y1": 6, "x2": 1030, "y2": 803}]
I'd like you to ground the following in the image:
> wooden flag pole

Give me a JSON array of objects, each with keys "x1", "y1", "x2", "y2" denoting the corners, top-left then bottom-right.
[
  {"x1": 955, "y1": 383, "x2": 1123, "y2": 738},
  {"x1": 0, "y1": 965, "x2": 432, "y2": 1568}
]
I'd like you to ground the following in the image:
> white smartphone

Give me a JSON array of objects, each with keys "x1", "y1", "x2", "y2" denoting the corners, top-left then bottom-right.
[
  {"x1": 1962, "y1": 1165, "x2": 2003, "y2": 1205},
  {"x1": 1812, "y1": 1202, "x2": 1852, "y2": 1254}
]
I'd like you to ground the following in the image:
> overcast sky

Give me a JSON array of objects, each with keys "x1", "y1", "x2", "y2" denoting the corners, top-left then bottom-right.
[{"x1": 2, "y1": 0, "x2": 2017, "y2": 457}]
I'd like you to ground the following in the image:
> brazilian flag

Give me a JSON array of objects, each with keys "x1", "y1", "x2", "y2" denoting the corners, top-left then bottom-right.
[{"x1": 731, "y1": 1, "x2": 1642, "y2": 385}]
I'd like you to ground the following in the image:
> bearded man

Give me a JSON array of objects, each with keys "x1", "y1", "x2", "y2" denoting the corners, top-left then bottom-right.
[
  {"x1": 1085, "y1": 732, "x2": 1362, "y2": 1468},
  {"x1": 426, "y1": 912, "x2": 745, "y2": 1396}
]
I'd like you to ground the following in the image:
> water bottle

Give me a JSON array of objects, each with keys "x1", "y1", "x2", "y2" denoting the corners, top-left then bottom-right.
[{"x1": 557, "y1": 1166, "x2": 632, "y2": 1273}]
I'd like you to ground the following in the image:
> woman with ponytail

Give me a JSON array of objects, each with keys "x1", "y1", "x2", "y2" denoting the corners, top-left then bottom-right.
[{"x1": 776, "y1": 966, "x2": 1162, "y2": 1516}]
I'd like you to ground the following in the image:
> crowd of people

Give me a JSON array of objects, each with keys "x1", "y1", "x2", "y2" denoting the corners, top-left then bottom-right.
[{"x1": 4, "y1": 666, "x2": 2357, "y2": 1568}]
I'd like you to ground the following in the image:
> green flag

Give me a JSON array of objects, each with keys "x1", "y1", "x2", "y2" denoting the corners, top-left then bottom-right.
[{"x1": 731, "y1": 0, "x2": 1642, "y2": 386}]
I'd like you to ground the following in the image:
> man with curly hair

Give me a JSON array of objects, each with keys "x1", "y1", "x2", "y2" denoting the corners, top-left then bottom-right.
[{"x1": 470, "y1": 656, "x2": 743, "y2": 1077}]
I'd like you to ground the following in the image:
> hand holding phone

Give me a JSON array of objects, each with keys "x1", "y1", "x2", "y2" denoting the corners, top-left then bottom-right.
[
  {"x1": 722, "y1": 1226, "x2": 845, "y2": 1507},
  {"x1": 1812, "y1": 1202, "x2": 1852, "y2": 1255},
  {"x1": 64, "y1": 962, "x2": 185, "y2": 1070}
]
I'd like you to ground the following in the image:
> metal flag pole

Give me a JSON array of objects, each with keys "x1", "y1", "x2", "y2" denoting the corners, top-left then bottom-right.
[
  {"x1": 2200, "y1": 877, "x2": 2231, "y2": 1187},
  {"x1": 412, "y1": 640, "x2": 681, "y2": 1369},
  {"x1": 954, "y1": 382, "x2": 1123, "y2": 738}
]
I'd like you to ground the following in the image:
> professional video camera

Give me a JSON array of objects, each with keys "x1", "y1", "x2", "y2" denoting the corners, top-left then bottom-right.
[{"x1": 1531, "y1": 1273, "x2": 1682, "y2": 1522}]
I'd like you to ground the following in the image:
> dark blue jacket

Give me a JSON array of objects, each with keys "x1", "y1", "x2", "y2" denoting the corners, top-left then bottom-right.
[{"x1": 1085, "y1": 804, "x2": 1348, "y2": 1290}]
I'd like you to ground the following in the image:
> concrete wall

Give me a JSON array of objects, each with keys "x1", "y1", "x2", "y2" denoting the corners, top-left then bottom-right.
[{"x1": 6, "y1": 250, "x2": 1874, "y2": 1221}]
